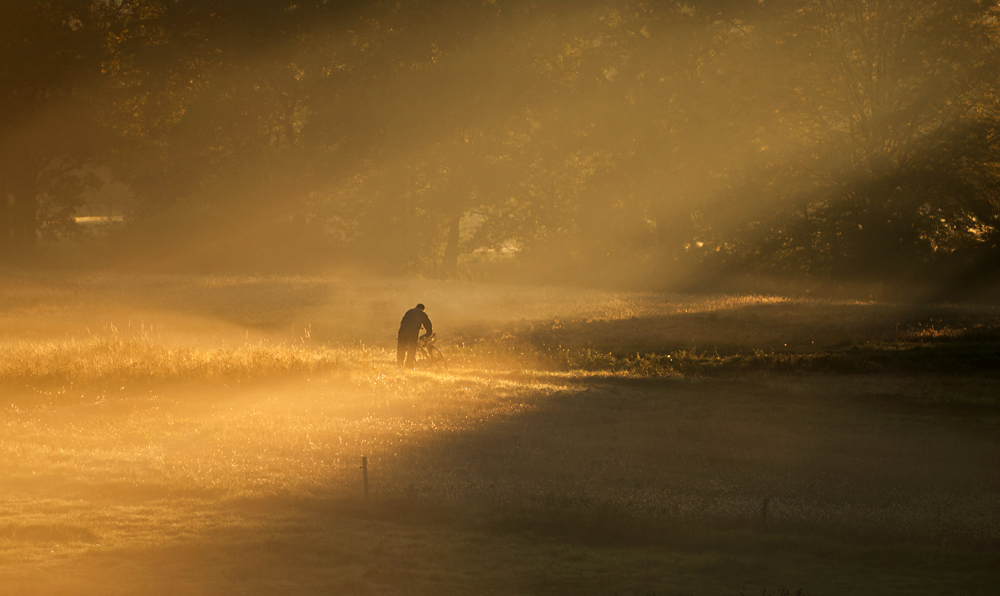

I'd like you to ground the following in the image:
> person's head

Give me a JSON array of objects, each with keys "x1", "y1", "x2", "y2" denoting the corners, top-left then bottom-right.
[{"x1": 416, "y1": 303, "x2": 425, "y2": 311}]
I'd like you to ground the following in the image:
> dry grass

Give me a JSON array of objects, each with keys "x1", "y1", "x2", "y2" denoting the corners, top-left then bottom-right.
[
  {"x1": 0, "y1": 273, "x2": 998, "y2": 595},
  {"x1": 0, "y1": 330, "x2": 345, "y2": 392}
]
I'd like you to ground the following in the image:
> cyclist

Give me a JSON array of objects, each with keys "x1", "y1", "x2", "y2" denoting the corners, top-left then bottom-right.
[{"x1": 397, "y1": 303, "x2": 432, "y2": 369}]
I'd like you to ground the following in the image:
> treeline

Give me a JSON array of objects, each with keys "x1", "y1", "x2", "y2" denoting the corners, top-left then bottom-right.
[{"x1": 3, "y1": 0, "x2": 1000, "y2": 292}]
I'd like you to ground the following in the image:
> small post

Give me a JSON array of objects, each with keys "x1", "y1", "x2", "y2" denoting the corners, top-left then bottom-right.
[
  {"x1": 761, "y1": 498, "x2": 770, "y2": 528},
  {"x1": 362, "y1": 456, "x2": 369, "y2": 500}
]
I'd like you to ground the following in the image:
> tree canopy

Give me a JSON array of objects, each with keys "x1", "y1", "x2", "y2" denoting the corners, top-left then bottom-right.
[{"x1": 3, "y1": 0, "x2": 1000, "y2": 293}]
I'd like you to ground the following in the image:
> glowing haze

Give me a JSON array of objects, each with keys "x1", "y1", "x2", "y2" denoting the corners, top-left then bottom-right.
[
  {"x1": 0, "y1": 0, "x2": 996, "y2": 296},
  {"x1": 3, "y1": 4, "x2": 1000, "y2": 594}
]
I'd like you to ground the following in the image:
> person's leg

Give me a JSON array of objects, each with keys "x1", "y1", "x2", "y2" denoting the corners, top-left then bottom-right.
[
  {"x1": 397, "y1": 339, "x2": 407, "y2": 367},
  {"x1": 405, "y1": 342, "x2": 417, "y2": 369}
]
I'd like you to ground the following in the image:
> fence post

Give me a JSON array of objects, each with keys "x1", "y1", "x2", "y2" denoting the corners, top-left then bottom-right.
[{"x1": 362, "y1": 456, "x2": 369, "y2": 500}]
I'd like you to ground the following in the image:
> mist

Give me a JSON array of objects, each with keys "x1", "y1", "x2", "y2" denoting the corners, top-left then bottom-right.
[
  {"x1": 3, "y1": 2, "x2": 1000, "y2": 595},
  {"x1": 0, "y1": 0, "x2": 996, "y2": 297}
]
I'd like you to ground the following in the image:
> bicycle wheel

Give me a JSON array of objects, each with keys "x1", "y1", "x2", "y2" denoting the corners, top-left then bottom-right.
[
  {"x1": 427, "y1": 345, "x2": 447, "y2": 369},
  {"x1": 415, "y1": 346, "x2": 432, "y2": 367}
]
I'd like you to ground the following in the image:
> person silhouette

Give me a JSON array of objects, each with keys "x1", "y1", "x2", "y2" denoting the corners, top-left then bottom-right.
[{"x1": 397, "y1": 303, "x2": 432, "y2": 368}]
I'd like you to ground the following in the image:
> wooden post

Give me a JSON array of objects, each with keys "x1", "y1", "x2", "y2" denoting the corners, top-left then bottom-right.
[
  {"x1": 362, "y1": 456, "x2": 369, "y2": 500},
  {"x1": 761, "y1": 498, "x2": 769, "y2": 528}
]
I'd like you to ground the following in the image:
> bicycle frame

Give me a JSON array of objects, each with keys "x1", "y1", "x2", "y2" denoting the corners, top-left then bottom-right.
[{"x1": 416, "y1": 333, "x2": 447, "y2": 369}]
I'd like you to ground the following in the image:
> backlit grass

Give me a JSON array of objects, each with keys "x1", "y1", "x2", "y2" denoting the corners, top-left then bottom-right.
[
  {"x1": 0, "y1": 273, "x2": 998, "y2": 595},
  {"x1": 0, "y1": 331, "x2": 345, "y2": 392}
]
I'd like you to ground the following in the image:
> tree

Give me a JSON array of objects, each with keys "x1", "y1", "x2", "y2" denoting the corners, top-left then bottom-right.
[
  {"x1": 0, "y1": 1, "x2": 113, "y2": 260},
  {"x1": 701, "y1": 0, "x2": 1000, "y2": 282}
]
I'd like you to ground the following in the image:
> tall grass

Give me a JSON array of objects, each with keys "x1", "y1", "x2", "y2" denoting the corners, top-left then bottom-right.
[
  {"x1": 0, "y1": 331, "x2": 343, "y2": 390},
  {"x1": 447, "y1": 311, "x2": 1000, "y2": 375},
  {"x1": 1, "y1": 274, "x2": 998, "y2": 594}
]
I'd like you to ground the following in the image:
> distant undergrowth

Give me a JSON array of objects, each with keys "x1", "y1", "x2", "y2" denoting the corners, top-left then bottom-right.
[
  {"x1": 0, "y1": 334, "x2": 342, "y2": 389},
  {"x1": 539, "y1": 342, "x2": 1000, "y2": 376},
  {"x1": 454, "y1": 322, "x2": 1000, "y2": 376}
]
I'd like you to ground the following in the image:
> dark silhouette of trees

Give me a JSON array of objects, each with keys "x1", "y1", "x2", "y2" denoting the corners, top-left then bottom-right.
[
  {"x1": 0, "y1": 1, "x2": 114, "y2": 258},
  {"x1": 3, "y1": 0, "x2": 1000, "y2": 291},
  {"x1": 698, "y1": 0, "x2": 1000, "y2": 284}
]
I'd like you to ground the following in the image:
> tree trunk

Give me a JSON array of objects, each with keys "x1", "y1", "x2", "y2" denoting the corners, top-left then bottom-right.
[
  {"x1": 0, "y1": 188, "x2": 11, "y2": 260},
  {"x1": 8, "y1": 176, "x2": 39, "y2": 259},
  {"x1": 441, "y1": 213, "x2": 462, "y2": 277}
]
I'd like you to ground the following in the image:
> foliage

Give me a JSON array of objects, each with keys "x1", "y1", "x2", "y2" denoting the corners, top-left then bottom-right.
[
  {"x1": 4, "y1": 1, "x2": 1000, "y2": 290},
  {"x1": 0, "y1": 1, "x2": 114, "y2": 256}
]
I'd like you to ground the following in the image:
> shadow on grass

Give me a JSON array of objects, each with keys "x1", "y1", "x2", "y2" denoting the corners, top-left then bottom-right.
[
  {"x1": 455, "y1": 304, "x2": 1000, "y2": 376},
  {"x1": 6, "y1": 370, "x2": 1000, "y2": 596}
]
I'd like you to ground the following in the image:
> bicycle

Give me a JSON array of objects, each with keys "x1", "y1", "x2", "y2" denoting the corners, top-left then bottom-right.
[{"x1": 416, "y1": 332, "x2": 447, "y2": 369}]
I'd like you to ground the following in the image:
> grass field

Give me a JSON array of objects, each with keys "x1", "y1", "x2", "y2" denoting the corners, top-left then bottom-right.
[{"x1": 1, "y1": 273, "x2": 998, "y2": 595}]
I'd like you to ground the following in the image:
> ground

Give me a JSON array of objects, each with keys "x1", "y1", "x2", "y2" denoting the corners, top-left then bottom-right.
[{"x1": 1, "y1": 274, "x2": 998, "y2": 595}]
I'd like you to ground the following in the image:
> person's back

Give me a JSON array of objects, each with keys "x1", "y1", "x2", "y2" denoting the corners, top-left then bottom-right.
[
  {"x1": 398, "y1": 307, "x2": 432, "y2": 338},
  {"x1": 397, "y1": 303, "x2": 432, "y2": 368}
]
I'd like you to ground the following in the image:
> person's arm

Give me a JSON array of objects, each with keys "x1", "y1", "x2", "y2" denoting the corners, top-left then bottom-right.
[{"x1": 422, "y1": 313, "x2": 433, "y2": 336}]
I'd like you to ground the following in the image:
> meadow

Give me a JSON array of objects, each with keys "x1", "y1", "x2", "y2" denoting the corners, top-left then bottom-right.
[{"x1": 0, "y1": 273, "x2": 998, "y2": 595}]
